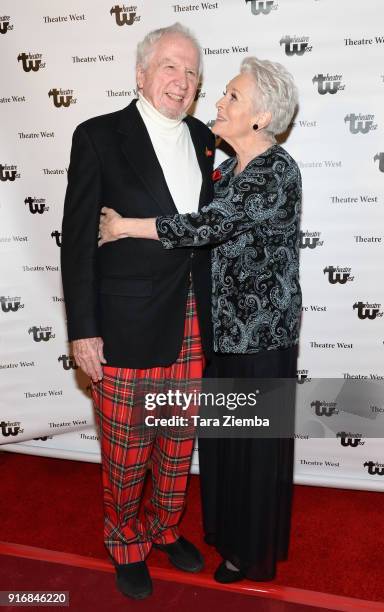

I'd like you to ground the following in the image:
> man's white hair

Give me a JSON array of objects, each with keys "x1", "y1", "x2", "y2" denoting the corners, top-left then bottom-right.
[
  {"x1": 136, "y1": 22, "x2": 202, "y2": 75},
  {"x1": 240, "y1": 56, "x2": 298, "y2": 136}
]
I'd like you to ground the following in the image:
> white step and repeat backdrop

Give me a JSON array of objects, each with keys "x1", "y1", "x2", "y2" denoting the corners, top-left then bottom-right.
[{"x1": 1, "y1": 0, "x2": 384, "y2": 490}]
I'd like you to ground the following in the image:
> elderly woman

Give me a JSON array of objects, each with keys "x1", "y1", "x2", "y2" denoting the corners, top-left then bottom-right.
[{"x1": 99, "y1": 57, "x2": 301, "y2": 583}]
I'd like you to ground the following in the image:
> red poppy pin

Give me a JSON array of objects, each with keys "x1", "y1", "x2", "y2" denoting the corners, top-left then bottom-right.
[
  {"x1": 212, "y1": 169, "x2": 222, "y2": 182},
  {"x1": 205, "y1": 147, "x2": 213, "y2": 157}
]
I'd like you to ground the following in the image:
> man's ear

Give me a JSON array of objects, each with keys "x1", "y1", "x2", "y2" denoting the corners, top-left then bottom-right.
[{"x1": 136, "y1": 65, "x2": 145, "y2": 90}]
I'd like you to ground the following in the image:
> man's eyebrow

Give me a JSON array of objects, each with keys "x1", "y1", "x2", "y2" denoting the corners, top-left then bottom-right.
[{"x1": 158, "y1": 57, "x2": 197, "y2": 71}]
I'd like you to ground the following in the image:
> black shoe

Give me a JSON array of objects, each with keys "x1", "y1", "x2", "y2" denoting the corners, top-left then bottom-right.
[
  {"x1": 115, "y1": 561, "x2": 152, "y2": 599},
  {"x1": 214, "y1": 560, "x2": 244, "y2": 584},
  {"x1": 153, "y1": 536, "x2": 204, "y2": 573}
]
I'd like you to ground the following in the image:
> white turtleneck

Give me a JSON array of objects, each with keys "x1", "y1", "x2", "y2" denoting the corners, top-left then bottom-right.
[{"x1": 136, "y1": 93, "x2": 201, "y2": 214}]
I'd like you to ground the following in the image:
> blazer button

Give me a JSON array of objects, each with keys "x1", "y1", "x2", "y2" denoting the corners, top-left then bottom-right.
[{"x1": 190, "y1": 251, "x2": 194, "y2": 258}]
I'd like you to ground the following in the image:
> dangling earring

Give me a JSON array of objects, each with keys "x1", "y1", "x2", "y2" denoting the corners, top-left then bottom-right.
[{"x1": 253, "y1": 124, "x2": 258, "y2": 131}]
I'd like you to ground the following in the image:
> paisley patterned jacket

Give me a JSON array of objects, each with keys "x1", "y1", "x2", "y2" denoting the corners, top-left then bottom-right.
[{"x1": 156, "y1": 144, "x2": 302, "y2": 353}]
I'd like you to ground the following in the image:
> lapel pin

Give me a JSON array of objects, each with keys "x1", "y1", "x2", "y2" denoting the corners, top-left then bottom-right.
[{"x1": 205, "y1": 147, "x2": 213, "y2": 157}]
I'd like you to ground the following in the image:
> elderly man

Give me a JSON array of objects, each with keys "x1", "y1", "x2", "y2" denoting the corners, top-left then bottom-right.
[{"x1": 61, "y1": 23, "x2": 215, "y2": 599}]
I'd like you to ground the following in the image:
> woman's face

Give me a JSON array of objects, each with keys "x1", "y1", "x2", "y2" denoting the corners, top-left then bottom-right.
[{"x1": 212, "y1": 72, "x2": 259, "y2": 142}]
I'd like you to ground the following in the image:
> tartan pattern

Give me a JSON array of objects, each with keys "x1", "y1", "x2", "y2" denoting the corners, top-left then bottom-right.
[{"x1": 92, "y1": 286, "x2": 204, "y2": 564}]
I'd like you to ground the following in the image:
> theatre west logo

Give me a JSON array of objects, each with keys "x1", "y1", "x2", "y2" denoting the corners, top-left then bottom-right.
[
  {"x1": 353, "y1": 302, "x2": 383, "y2": 320},
  {"x1": 0, "y1": 164, "x2": 20, "y2": 181},
  {"x1": 58, "y1": 354, "x2": 78, "y2": 370},
  {"x1": 110, "y1": 5, "x2": 140, "y2": 26},
  {"x1": 312, "y1": 73, "x2": 344, "y2": 95},
  {"x1": 337, "y1": 432, "x2": 364, "y2": 447},
  {"x1": 17, "y1": 52, "x2": 46, "y2": 72},
  {"x1": 245, "y1": 0, "x2": 278, "y2": 15},
  {"x1": 300, "y1": 230, "x2": 323, "y2": 249},
  {"x1": 374, "y1": 152, "x2": 384, "y2": 172},
  {"x1": 364, "y1": 461, "x2": 384, "y2": 476},
  {"x1": 25, "y1": 196, "x2": 49, "y2": 214},
  {"x1": 0, "y1": 16, "x2": 13, "y2": 34},
  {"x1": 48, "y1": 89, "x2": 76, "y2": 108},
  {"x1": 194, "y1": 87, "x2": 206, "y2": 101},
  {"x1": 312, "y1": 400, "x2": 338, "y2": 417},
  {"x1": 344, "y1": 113, "x2": 377, "y2": 134},
  {"x1": 0, "y1": 420, "x2": 22, "y2": 437},
  {"x1": 51, "y1": 230, "x2": 62, "y2": 247},
  {"x1": 280, "y1": 35, "x2": 312, "y2": 56},
  {"x1": 28, "y1": 325, "x2": 55, "y2": 342},
  {"x1": 323, "y1": 266, "x2": 354, "y2": 284},
  {"x1": 0, "y1": 296, "x2": 24, "y2": 313},
  {"x1": 297, "y1": 369, "x2": 311, "y2": 384}
]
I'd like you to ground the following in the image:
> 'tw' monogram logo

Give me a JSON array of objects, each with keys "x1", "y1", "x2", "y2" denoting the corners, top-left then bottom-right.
[
  {"x1": 300, "y1": 232, "x2": 319, "y2": 249},
  {"x1": 312, "y1": 74, "x2": 340, "y2": 95},
  {"x1": 0, "y1": 164, "x2": 17, "y2": 181},
  {"x1": 51, "y1": 231, "x2": 62, "y2": 247},
  {"x1": 345, "y1": 114, "x2": 373, "y2": 134},
  {"x1": 312, "y1": 401, "x2": 337, "y2": 417},
  {"x1": 0, "y1": 297, "x2": 20, "y2": 312},
  {"x1": 364, "y1": 461, "x2": 384, "y2": 476},
  {"x1": 28, "y1": 326, "x2": 52, "y2": 342},
  {"x1": 48, "y1": 89, "x2": 72, "y2": 108},
  {"x1": 0, "y1": 421, "x2": 20, "y2": 437},
  {"x1": 297, "y1": 372, "x2": 311, "y2": 384},
  {"x1": 110, "y1": 5, "x2": 136, "y2": 26},
  {"x1": 0, "y1": 21, "x2": 9, "y2": 34},
  {"x1": 25, "y1": 197, "x2": 45, "y2": 214},
  {"x1": 353, "y1": 302, "x2": 380, "y2": 320},
  {"x1": 323, "y1": 266, "x2": 350, "y2": 285},
  {"x1": 374, "y1": 153, "x2": 384, "y2": 172},
  {"x1": 18, "y1": 53, "x2": 41, "y2": 72},
  {"x1": 58, "y1": 355, "x2": 78, "y2": 371},
  {"x1": 246, "y1": 0, "x2": 274, "y2": 15},
  {"x1": 338, "y1": 434, "x2": 361, "y2": 447},
  {"x1": 280, "y1": 36, "x2": 308, "y2": 56}
]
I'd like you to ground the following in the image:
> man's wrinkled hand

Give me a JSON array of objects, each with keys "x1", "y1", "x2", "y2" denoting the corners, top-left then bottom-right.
[{"x1": 72, "y1": 337, "x2": 106, "y2": 382}]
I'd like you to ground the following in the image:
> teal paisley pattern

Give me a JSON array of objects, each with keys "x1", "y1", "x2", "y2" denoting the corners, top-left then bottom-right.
[{"x1": 156, "y1": 145, "x2": 302, "y2": 353}]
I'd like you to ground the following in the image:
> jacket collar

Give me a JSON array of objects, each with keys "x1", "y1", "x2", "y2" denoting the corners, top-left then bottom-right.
[{"x1": 117, "y1": 99, "x2": 210, "y2": 214}]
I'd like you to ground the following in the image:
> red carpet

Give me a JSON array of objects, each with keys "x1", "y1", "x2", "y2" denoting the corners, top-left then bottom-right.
[
  {"x1": 1, "y1": 451, "x2": 383, "y2": 608},
  {"x1": 0, "y1": 554, "x2": 328, "y2": 612}
]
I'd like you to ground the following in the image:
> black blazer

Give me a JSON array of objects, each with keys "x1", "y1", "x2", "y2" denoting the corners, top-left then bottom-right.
[{"x1": 61, "y1": 100, "x2": 215, "y2": 368}]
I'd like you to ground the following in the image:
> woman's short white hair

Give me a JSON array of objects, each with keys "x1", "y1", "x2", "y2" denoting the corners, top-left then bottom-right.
[
  {"x1": 240, "y1": 57, "x2": 298, "y2": 136},
  {"x1": 136, "y1": 22, "x2": 202, "y2": 75}
]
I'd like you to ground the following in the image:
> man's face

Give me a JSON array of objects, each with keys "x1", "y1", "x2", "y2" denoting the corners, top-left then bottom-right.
[{"x1": 137, "y1": 34, "x2": 200, "y2": 120}]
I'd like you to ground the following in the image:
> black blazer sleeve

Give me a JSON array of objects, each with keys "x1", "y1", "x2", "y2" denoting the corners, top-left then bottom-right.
[{"x1": 61, "y1": 125, "x2": 102, "y2": 341}]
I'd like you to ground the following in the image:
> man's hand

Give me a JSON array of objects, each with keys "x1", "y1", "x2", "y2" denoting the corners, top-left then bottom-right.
[{"x1": 72, "y1": 337, "x2": 106, "y2": 382}]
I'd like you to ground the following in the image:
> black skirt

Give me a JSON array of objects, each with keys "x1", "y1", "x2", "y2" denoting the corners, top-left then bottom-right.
[{"x1": 199, "y1": 345, "x2": 298, "y2": 581}]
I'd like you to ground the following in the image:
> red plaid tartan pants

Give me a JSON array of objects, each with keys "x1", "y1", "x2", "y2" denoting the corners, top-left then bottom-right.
[{"x1": 92, "y1": 286, "x2": 204, "y2": 564}]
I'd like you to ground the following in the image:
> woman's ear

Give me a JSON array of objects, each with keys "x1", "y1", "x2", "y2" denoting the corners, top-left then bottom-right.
[{"x1": 254, "y1": 110, "x2": 272, "y2": 131}]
